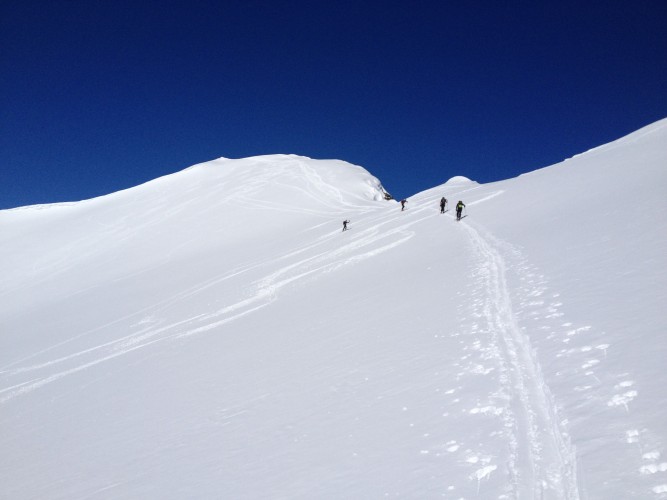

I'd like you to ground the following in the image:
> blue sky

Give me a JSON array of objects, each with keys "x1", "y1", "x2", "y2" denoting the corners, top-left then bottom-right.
[{"x1": 2, "y1": 0, "x2": 666, "y2": 209}]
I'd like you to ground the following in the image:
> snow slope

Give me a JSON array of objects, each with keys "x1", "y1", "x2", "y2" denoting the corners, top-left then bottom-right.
[{"x1": 1, "y1": 121, "x2": 666, "y2": 499}]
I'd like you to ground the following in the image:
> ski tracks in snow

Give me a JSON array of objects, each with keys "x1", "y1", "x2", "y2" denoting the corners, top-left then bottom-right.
[
  {"x1": 459, "y1": 221, "x2": 580, "y2": 499},
  {"x1": 0, "y1": 204, "x2": 426, "y2": 403}
]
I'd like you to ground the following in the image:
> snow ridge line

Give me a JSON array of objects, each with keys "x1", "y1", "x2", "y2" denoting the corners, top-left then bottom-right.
[{"x1": 462, "y1": 221, "x2": 580, "y2": 500}]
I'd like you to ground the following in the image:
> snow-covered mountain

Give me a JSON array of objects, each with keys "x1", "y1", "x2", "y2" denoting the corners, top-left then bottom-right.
[{"x1": 1, "y1": 120, "x2": 666, "y2": 499}]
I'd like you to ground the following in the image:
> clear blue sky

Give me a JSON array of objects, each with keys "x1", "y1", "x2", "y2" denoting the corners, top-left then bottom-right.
[{"x1": 2, "y1": 0, "x2": 666, "y2": 209}]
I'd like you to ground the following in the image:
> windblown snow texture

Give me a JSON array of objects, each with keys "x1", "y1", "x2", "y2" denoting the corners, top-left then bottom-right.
[{"x1": 1, "y1": 121, "x2": 667, "y2": 499}]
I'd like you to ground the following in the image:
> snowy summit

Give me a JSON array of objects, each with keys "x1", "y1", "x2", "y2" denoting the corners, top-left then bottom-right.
[
  {"x1": 1, "y1": 119, "x2": 667, "y2": 499},
  {"x1": 444, "y1": 175, "x2": 476, "y2": 185}
]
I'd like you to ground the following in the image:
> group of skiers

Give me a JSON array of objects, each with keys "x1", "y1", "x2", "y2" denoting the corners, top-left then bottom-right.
[
  {"x1": 343, "y1": 197, "x2": 466, "y2": 231},
  {"x1": 441, "y1": 197, "x2": 466, "y2": 220}
]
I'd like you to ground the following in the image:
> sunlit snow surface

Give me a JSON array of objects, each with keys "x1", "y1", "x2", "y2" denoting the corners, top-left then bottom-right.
[{"x1": 1, "y1": 122, "x2": 666, "y2": 499}]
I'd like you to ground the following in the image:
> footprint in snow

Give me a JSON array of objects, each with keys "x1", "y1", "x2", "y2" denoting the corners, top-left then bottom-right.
[
  {"x1": 470, "y1": 464, "x2": 498, "y2": 482},
  {"x1": 639, "y1": 463, "x2": 667, "y2": 475},
  {"x1": 582, "y1": 359, "x2": 600, "y2": 369},
  {"x1": 469, "y1": 405, "x2": 504, "y2": 416},
  {"x1": 608, "y1": 390, "x2": 638, "y2": 411},
  {"x1": 445, "y1": 440, "x2": 460, "y2": 452},
  {"x1": 626, "y1": 429, "x2": 640, "y2": 444}
]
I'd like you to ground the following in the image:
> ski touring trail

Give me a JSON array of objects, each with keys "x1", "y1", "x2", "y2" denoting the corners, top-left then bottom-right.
[{"x1": 458, "y1": 219, "x2": 580, "y2": 499}]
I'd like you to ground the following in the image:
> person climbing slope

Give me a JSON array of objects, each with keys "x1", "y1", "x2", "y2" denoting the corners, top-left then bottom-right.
[
  {"x1": 440, "y1": 197, "x2": 447, "y2": 214},
  {"x1": 400, "y1": 199, "x2": 408, "y2": 211},
  {"x1": 456, "y1": 201, "x2": 466, "y2": 221},
  {"x1": 342, "y1": 220, "x2": 350, "y2": 231}
]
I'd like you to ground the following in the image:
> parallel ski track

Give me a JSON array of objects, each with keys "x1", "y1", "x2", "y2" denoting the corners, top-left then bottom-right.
[{"x1": 460, "y1": 220, "x2": 580, "y2": 500}]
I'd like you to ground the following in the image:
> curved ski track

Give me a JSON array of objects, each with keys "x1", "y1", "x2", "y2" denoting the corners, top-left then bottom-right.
[{"x1": 0, "y1": 194, "x2": 425, "y2": 402}]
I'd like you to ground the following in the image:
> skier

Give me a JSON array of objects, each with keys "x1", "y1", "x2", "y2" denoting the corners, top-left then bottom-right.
[
  {"x1": 400, "y1": 199, "x2": 408, "y2": 211},
  {"x1": 456, "y1": 201, "x2": 466, "y2": 221},
  {"x1": 440, "y1": 197, "x2": 447, "y2": 214},
  {"x1": 342, "y1": 220, "x2": 350, "y2": 231}
]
